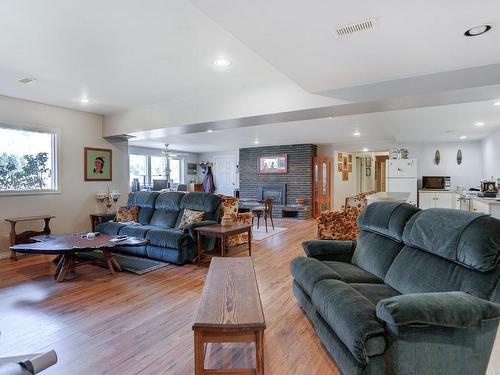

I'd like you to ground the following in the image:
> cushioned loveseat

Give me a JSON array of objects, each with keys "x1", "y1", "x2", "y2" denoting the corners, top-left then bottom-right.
[
  {"x1": 96, "y1": 191, "x2": 221, "y2": 265},
  {"x1": 291, "y1": 201, "x2": 500, "y2": 375}
]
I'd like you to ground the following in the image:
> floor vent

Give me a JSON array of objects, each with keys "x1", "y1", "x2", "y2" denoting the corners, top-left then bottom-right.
[{"x1": 335, "y1": 18, "x2": 376, "y2": 37}]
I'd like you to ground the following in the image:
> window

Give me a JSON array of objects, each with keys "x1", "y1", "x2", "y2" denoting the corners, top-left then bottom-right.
[
  {"x1": 169, "y1": 159, "x2": 181, "y2": 184},
  {"x1": 150, "y1": 156, "x2": 166, "y2": 179},
  {"x1": 0, "y1": 126, "x2": 57, "y2": 192},
  {"x1": 129, "y1": 154, "x2": 147, "y2": 185}
]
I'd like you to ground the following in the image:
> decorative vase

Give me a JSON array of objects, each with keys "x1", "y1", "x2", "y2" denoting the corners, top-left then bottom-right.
[{"x1": 221, "y1": 215, "x2": 233, "y2": 226}]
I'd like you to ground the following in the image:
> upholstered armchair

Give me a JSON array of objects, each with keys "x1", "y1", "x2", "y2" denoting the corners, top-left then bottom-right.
[
  {"x1": 317, "y1": 191, "x2": 376, "y2": 241},
  {"x1": 220, "y1": 196, "x2": 253, "y2": 247}
]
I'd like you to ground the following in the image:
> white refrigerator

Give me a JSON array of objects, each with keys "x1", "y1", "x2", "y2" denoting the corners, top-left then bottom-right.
[{"x1": 386, "y1": 159, "x2": 418, "y2": 206}]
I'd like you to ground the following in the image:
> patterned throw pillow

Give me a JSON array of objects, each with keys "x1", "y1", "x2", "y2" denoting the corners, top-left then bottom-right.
[
  {"x1": 116, "y1": 205, "x2": 140, "y2": 222},
  {"x1": 178, "y1": 209, "x2": 205, "y2": 229}
]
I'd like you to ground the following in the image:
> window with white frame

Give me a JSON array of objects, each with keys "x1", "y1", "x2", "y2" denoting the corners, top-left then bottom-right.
[
  {"x1": 129, "y1": 153, "x2": 183, "y2": 188},
  {"x1": 0, "y1": 125, "x2": 57, "y2": 192}
]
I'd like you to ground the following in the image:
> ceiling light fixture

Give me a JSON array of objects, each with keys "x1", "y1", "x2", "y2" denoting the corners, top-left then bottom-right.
[
  {"x1": 474, "y1": 122, "x2": 485, "y2": 127},
  {"x1": 207, "y1": 129, "x2": 214, "y2": 133},
  {"x1": 253, "y1": 139, "x2": 260, "y2": 144},
  {"x1": 494, "y1": 101, "x2": 500, "y2": 106},
  {"x1": 362, "y1": 148, "x2": 369, "y2": 152},
  {"x1": 353, "y1": 131, "x2": 361, "y2": 137},
  {"x1": 464, "y1": 24, "x2": 491, "y2": 37},
  {"x1": 328, "y1": 116, "x2": 334, "y2": 120},
  {"x1": 460, "y1": 135, "x2": 468, "y2": 140},
  {"x1": 213, "y1": 57, "x2": 231, "y2": 67},
  {"x1": 80, "y1": 97, "x2": 89, "y2": 104}
]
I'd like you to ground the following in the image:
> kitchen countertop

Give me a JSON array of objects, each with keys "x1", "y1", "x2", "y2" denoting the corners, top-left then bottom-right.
[{"x1": 366, "y1": 192, "x2": 410, "y2": 202}]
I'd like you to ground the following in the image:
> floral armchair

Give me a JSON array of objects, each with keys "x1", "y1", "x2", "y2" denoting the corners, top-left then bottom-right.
[
  {"x1": 317, "y1": 191, "x2": 376, "y2": 241},
  {"x1": 220, "y1": 196, "x2": 253, "y2": 247}
]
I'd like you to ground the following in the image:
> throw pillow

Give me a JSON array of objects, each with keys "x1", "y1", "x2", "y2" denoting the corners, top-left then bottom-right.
[
  {"x1": 116, "y1": 205, "x2": 140, "y2": 222},
  {"x1": 178, "y1": 208, "x2": 205, "y2": 229}
]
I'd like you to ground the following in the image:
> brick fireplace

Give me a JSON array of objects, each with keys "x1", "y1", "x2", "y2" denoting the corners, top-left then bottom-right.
[{"x1": 239, "y1": 144, "x2": 316, "y2": 219}]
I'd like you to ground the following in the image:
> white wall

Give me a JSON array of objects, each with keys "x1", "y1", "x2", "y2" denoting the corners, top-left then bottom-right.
[
  {"x1": 0, "y1": 96, "x2": 129, "y2": 256},
  {"x1": 483, "y1": 129, "x2": 500, "y2": 180},
  {"x1": 400, "y1": 141, "x2": 484, "y2": 189}
]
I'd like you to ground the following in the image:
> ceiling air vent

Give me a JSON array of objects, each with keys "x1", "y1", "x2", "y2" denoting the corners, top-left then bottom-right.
[
  {"x1": 18, "y1": 77, "x2": 37, "y2": 84},
  {"x1": 335, "y1": 18, "x2": 376, "y2": 37}
]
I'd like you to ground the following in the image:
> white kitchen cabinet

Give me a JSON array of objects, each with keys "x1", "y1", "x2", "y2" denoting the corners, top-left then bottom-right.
[
  {"x1": 453, "y1": 193, "x2": 462, "y2": 210},
  {"x1": 472, "y1": 199, "x2": 491, "y2": 215},
  {"x1": 418, "y1": 191, "x2": 454, "y2": 209}
]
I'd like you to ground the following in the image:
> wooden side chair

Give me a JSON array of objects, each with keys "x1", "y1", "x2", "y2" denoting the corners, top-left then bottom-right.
[{"x1": 251, "y1": 198, "x2": 275, "y2": 233}]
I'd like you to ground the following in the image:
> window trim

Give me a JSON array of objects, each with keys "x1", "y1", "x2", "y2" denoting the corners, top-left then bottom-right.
[{"x1": 0, "y1": 122, "x2": 61, "y2": 196}]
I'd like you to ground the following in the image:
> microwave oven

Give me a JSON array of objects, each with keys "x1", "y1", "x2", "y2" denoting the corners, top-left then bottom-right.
[{"x1": 422, "y1": 176, "x2": 451, "y2": 190}]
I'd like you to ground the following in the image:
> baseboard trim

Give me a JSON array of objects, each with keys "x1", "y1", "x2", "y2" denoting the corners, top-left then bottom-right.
[{"x1": 0, "y1": 252, "x2": 12, "y2": 260}]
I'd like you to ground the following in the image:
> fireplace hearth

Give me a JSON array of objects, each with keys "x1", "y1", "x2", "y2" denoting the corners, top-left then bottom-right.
[{"x1": 258, "y1": 183, "x2": 286, "y2": 205}]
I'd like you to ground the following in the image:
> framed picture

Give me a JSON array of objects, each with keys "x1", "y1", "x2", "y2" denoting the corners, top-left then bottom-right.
[
  {"x1": 342, "y1": 156, "x2": 348, "y2": 170},
  {"x1": 337, "y1": 163, "x2": 343, "y2": 172},
  {"x1": 337, "y1": 152, "x2": 343, "y2": 162},
  {"x1": 259, "y1": 155, "x2": 288, "y2": 174},
  {"x1": 187, "y1": 163, "x2": 197, "y2": 175},
  {"x1": 366, "y1": 167, "x2": 371, "y2": 177},
  {"x1": 365, "y1": 157, "x2": 372, "y2": 167},
  {"x1": 348, "y1": 155, "x2": 353, "y2": 163},
  {"x1": 84, "y1": 147, "x2": 112, "y2": 181},
  {"x1": 348, "y1": 163, "x2": 353, "y2": 172},
  {"x1": 342, "y1": 170, "x2": 349, "y2": 181}
]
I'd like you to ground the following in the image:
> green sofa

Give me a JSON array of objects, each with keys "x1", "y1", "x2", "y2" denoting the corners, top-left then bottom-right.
[
  {"x1": 96, "y1": 191, "x2": 221, "y2": 265},
  {"x1": 291, "y1": 201, "x2": 500, "y2": 374}
]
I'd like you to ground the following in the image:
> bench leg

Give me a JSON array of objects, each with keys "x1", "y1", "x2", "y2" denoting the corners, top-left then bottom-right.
[
  {"x1": 194, "y1": 330, "x2": 204, "y2": 375},
  {"x1": 256, "y1": 330, "x2": 264, "y2": 375}
]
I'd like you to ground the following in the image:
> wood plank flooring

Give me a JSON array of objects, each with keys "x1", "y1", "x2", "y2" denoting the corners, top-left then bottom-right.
[{"x1": 0, "y1": 219, "x2": 499, "y2": 375}]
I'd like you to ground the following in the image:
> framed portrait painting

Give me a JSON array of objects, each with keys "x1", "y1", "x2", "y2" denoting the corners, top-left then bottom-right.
[
  {"x1": 84, "y1": 147, "x2": 112, "y2": 181},
  {"x1": 259, "y1": 155, "x2": 288, "y2": 174}
]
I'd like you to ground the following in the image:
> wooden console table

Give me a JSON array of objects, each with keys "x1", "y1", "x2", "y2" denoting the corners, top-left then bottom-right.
[
  {"x1": 193, "y1": 257, "x2": 265, "y2": 374},
  {"x1": 5, "y1": 215, "x2": 55, "y2": 260}
]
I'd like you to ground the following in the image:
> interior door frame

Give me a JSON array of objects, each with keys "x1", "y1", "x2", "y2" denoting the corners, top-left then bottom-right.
[
  {"x1": 213, "y1": 154, "x2": 237, "y2": 196},
  {"x1": 313, "y1": 156, "x2": 332, "y2": 217}
]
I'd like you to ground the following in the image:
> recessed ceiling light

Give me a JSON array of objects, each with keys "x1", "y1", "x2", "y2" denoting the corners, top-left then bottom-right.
[
  {"x1": 207, "y1": 129, "x2": 214, "y2": 133},
  {"x1": 328, "y1": 116, "x2": 334, "y2": 120},
  {"x1": 353, "y1": 131, "x2": 361, "y2": 137},
  {"x1": 253, "y1": 140, "x2": 260, "y2": 144},
  {"x1": 464, "y1": 24, "x2": 491, "y2": 37},
  {"x1": 362, "y1": 148, "x2": 369, "y2": 152},
  {"x1": 460, "y1": 135, "x2": 468, "y2": 140},
  {"x1": 494, "y1": 101, "x2": 500, "y2": 106},
  {"x1": 18, "y1": 77, "x2": 36, "y2": 84},
  {"x1": 80, "y1": 97, "x2": 89, "y2": 104},
  {"x1": 213, "y1": 57, "x2": 231, "y2": 67},
  {"x1": 474, "y1": 122, "x2": 485, "y2": 127}
]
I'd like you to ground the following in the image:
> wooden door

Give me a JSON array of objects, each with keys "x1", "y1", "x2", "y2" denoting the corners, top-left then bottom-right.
[
  {"x1": 375, "y1": 155, "x2": 389, "y2": 192},
  {"x1": 313, "y1": 157, "x2": 332, "y2": 217}
]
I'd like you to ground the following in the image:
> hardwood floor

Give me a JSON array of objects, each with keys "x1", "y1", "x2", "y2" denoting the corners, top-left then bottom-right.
[{"x1": 0, "y1": 219, "x2": 499, "y2": 375}]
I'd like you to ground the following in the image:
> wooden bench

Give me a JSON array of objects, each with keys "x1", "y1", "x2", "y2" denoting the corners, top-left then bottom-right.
[{"x1": 192, "y1": 257, "x2": 266, "y2": 375}]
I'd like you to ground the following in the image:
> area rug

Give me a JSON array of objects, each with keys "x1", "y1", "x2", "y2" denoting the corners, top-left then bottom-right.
[
  {"x1": 77, "y1": 252, "x2": 169, "y2": 275},
  {"x1": 251, "y1": 226, "x2": 287, "y2": 241}
]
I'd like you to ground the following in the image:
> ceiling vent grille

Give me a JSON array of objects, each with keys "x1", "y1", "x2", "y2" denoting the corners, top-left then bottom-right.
[
  {"x1": 335, "y1": 18, "x2": 376, "y2": 37},
  {"x1": 18, "y1": 77, "x2": 37, "y2": 84}
]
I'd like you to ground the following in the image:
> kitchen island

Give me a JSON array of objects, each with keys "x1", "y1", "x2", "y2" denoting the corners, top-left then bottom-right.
[{"x1": 366, "y1": 192, "x2": 411, "y2": 204}]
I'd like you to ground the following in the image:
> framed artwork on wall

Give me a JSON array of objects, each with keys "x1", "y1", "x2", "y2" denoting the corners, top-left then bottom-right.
[
  {"x1": 342, "y1": 156, "x2": 348, "y2": 170},
  {"x1": 338, "y1": 152, "x2": 343, "y2": 162},
  {"x1": 366, "y1": 167, "x2": 371, "y2": 177},
  {"x1": 337, "y1": 163, "x2": 343, "y2": 172},
  {"x1": 84, "y1": 147, "x2": 112, "y2": 181},
  {"x1": 365, "y1": 157, "x2": 371, "y2": 167},
  {"x1": 187, "y1": 163, "x2": 197, "y2": 175},
  {"x1": 342, "y1": 170, "x2": 349, "y2": 181},
  {"x1": 259, "y1": 155, "x2": 288, "y2": 174}
]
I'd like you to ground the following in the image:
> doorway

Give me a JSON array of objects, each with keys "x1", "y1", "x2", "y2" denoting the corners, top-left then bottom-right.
[
  {"x1": 313, "y1": 156, "x2": 332, "y2": 217},
  {"x1": 375, "y1": 155, "x2": 389, "y2": 192},
  {"x1": 213, "y1": 155, "x2": 237, "y2": 196}
]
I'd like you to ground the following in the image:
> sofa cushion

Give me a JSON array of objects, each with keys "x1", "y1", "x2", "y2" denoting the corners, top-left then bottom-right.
[
  {"x1": 403, "y1": 209, "x2": 500, "y2": 272},
  {"x1": 290, "y1": 257, "x2": 341, "y2": 295},
  {"x1": 149, "y1": 192, "x2": 184, "y2": 228},
  {"x1": 312, "y1": 279, "x2": 386, "y2": 365},
  {"x1": 128, "y1": 191, "x2": 160, "y2": 225},
  {"x1": 351, "y1": 231, "x2": 405, "y2": 280},
  {"x1": 385, "y1": 246, "x2": 500, "y2": 301},
  {"x1": 350, "y1": 283, "x2": 400, "y2": 306},
  {"x1": 323, "y1": 261, "x2": 383, "y2": 284},
  {"x1": 180, "y1": 192, "x2": 221, "y2": 222},
  {"x1": 95, "y1": 221, "x2": 126, "y2": 235},
  {"x1": 119, "y1": 225, "x2": 156, "y2": 238},
  {"x1": 146, "y1": 228, "x2": 190, "y2": 250},
  {"x1": 357, "y1": 202, "x2": 420, "y2": 242},
  {"x1": 178, "y1": 208, "x2": 205, "y2": 230},
  {"x1": 116, "y1": 205, "x2": 140, "y2": 222}
]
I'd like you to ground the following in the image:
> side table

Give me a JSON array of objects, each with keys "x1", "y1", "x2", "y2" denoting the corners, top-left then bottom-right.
[
  {"x1": 194, "y1": 223, "x2": 252, "y2": 265},
  {"x1": 90, "y1": 212, "x2": 115, "y2": 232},
  {"x1": 5, "y1": 215, "x2": 55, "y2": 261}
]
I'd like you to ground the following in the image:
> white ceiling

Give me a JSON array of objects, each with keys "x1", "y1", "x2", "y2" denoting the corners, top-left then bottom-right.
[
  {"x1": 0, "y1": 0, "x2": 291, "y2": 114},
  {"x1": 191, "y1": 0, "x2": 500, "y2": 94},
  {"x1": 130, "y1": 99, "x2": 500, "y2": 153}
]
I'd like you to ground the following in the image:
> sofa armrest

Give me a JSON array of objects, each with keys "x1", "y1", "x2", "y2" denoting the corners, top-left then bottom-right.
[
  {"x1": 101, "y1": 213, "x2": 116, "y2": 222},
  {"x1": 376, "y1": 292, "x2": 500, "y2": 328},
  {"x1": 301, "y1": 240, "x2": 356, "y2": 262},
  {"x1": 185, "y1": 220, "x2": 218, "y2": 239}
]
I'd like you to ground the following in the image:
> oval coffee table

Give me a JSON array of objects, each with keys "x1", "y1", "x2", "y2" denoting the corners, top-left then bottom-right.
[{"x1": 10, "y1": 234, "x2": 148, "y2": 282}]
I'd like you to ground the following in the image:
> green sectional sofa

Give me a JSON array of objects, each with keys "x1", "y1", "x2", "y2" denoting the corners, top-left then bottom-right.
[
  {"x1": 291, "y1": 201, "x2": 500, "y2": 375},
  {"x1": 96, "y1": 191, "x2": 221, "y2": 265}
]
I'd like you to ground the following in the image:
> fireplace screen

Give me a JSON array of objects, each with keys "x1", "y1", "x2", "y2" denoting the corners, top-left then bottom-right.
[{"x1": 258, "y1": 184, "x2": 286, "y2": 205}]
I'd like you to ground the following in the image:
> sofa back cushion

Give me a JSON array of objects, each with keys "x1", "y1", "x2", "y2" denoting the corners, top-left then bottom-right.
[
  {"x1": 351, "y1": 202, "x2": 420, "y2": 279},
  {"x1": 127, "y1": 191, "x2": 160, "y2": 225},
  {"x1": 385, "y1": 209, "x2": 500, "y2": 301},
  {"x1": 149, "y1": 192, "x2": 184, "y2": 228},
  {"x1": 177, "y1": 192, "x2": 221, "y2": 226}
]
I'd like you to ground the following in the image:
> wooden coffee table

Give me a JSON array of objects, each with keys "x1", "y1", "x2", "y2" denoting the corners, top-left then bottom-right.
[
  {"x1": 10, "y1": 234, "x2": 147, "y2": 282},
  {"x1": 193, "y1": 257, "x2": 266, "y2": 375},
  {"x1": 194, "y1": 223, "x2": 252, "y2": 265}
]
